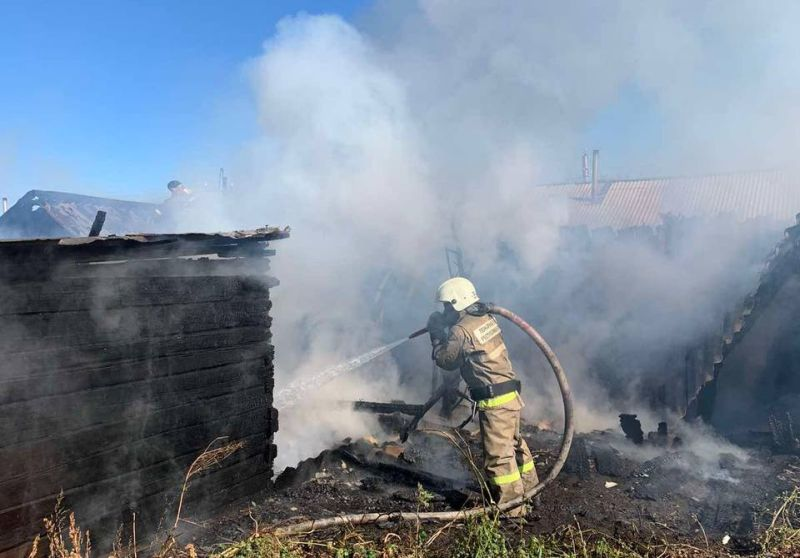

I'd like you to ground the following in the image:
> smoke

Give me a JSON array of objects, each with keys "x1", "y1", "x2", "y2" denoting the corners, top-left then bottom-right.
[
  {"x1": 235, "y1": 12, "x2": 581, "y2": 468},
  {"x1": 168, "y1": 2, "x2": 800, "y2": 469}
]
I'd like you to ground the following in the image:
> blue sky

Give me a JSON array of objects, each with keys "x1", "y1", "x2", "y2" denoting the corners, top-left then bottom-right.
[
  {"x1": 0, "y1": 0, "x2": 675, "y2": 206},
  {"x1": 0, "y1": 0, "x2": 368, "y2": 204}
]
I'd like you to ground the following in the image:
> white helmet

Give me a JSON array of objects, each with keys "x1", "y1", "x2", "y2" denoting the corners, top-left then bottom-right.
[{"x1": 436, "y1": 277, "x2": 479, "y2": 312}]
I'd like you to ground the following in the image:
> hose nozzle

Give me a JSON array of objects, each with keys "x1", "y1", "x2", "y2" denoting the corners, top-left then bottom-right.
[{"x1": 408, "y1": 327, "x2": 428, "y2": 340}]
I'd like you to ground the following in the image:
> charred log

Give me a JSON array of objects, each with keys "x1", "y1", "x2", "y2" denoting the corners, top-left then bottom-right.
[{"x1": 619, "y1": 414, "x2": 644, "y2": 445}]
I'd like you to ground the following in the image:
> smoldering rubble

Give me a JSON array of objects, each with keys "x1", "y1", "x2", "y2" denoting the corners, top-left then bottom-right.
[
  {"x1": 192, "y1": 214, "x2": 800, "y2": 554},
  {"x1": 202, "y1": 411, "x2": 797, "y2": 555}
]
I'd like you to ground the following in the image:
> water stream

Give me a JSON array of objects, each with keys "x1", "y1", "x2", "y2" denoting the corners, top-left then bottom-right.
[{"x1": 275, "y1": 337, "x2": 410, "y2": 409}]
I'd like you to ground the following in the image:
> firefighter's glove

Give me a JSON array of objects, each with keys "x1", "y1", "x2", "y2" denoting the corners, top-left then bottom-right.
[{"x1": 427, "y1": 311, "x2": 448, "y2": 345}]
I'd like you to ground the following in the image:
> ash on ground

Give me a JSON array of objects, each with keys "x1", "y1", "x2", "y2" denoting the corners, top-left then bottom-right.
[{"x1": 195, "y1": 415, "x2": 799, "y2": 555}]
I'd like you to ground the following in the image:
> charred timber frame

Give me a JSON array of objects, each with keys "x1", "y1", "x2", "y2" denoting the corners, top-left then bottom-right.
[
  {"x1": 0, "y1": 227, "x2": 289, "y2": 556},
  {"x1": 685, "y1": 222, "x2": 800, "y2": 423}
]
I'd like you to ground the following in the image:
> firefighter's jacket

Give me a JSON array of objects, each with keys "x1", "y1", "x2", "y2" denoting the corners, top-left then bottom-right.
[{"x1": 432, "y1": 310, "x2": 522, "y2": 410}]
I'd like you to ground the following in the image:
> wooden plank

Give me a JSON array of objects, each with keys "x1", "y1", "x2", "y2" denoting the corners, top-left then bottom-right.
[
  {"x1": 121, "y1": 466, "x2": 272, "y2": 555},
  {"x1": 0, "y1": 276, "x2": 271, "y2": 316},
  {"x1": 0, "y1": 227, "x2": 287, "y2": 252},
  {"x1": 0, "y1": 388, "x2": 275, "y2": 475},
  {"x1": 0, "y1": 342, "x2": 273, "y2": 405},
  {"x1": 0, "y1": 385, "x2": 268, "y2": 450},
  {"x1": 0, "y1": 326, "x2": 270, "y2": 380},
  {"x1": 0, "y1": 411, "x2": 268, "y2": 508},
  {"x1": 117, "y1": 452, "x2": 272, "y2": 542},
  {"x1": 0, "y1": 295, "x2": 271, "y2": 339},
  {"x1": 0, "y1": 257, "x2": 276, "y2": 284},
  {"x1": 0, "y1": 359, "x2": 269, "y2": 441},
  {"x1": 0, "y1": 444, "x2": 269, "y2": 554},
  {"x1": 0, "y1": 367, "x2": 270, "y2": 445},
  {"x1": 58, "y1": 258, "x2": 277, "y2": 280},
  {"x1": 0, "y1": 229, "x2": 288, "y2": 263},
  {"x1": 179, "y1": 457, "x2": 271, "y2": 518},
  {"x1": 88, "y1": 210, "x2": 106, "y2": 237},
  {"x1": 0, "y1": 450, "x2": 269, "y2": 547},
  {"x1": 0, "y1": 299, "x2": 271, "y2": 353},
  {"x1": 0, "y1": 405, "x2": 273, "y2": 483},
  {"x1": 0, "y1": 435, "x2": 267, "y2": 522},
  {"x1": 130, "y1": 438, "x2": 267, "y2": 506}
]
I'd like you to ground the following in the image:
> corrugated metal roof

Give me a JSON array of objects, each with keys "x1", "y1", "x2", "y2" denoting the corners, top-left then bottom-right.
[
  {"x1": 0, "y1": 190, "x2": 163, "y2": 239},
  {"x1": 540, "y1": 170, "x2": 800, "y2": 230}
]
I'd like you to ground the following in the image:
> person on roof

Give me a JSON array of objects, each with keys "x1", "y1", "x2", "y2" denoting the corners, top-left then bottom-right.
[
  {"x1": 427, "y1": 277, "x2": 536, "y2": 516},
  {"x1": 166, "y1": 180, "x2": 192, "y2": 198}
]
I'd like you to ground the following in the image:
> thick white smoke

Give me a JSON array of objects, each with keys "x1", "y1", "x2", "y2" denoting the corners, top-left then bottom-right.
[
  {"x1": 241, "y1": 15, "x2": 445, "y2": 468},
  {"x1": 233, "y1": 12, "x2": 576, "y2": 468},
  {"x1": 174, "y1": 2, "x2": 800, "y2": 469}
]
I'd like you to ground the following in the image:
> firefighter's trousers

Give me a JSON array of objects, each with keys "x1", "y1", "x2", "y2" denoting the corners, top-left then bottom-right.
[{"x1": 478, "y1": 393, "x2": 537, "y2": 514}]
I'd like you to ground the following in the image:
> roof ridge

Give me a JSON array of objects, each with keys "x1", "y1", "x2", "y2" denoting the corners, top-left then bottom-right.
[
  {"x1": 24, "y1": 190, "x2": 159, "y2": 207},
  {"x1": 538, "y1": 168, "x2": 785, "y2": 189}
]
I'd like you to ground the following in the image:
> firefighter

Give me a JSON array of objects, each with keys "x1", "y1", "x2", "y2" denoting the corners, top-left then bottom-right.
[
  {"x1": 427, "y1": 277, "x2": 537, "y2": 515},
  {"x1": 166, "y1": 179, "x2": 192, "y2": 199}
]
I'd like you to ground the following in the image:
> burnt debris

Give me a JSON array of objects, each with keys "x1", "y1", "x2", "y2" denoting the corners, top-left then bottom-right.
[
  {"x1": 351, "y1": 400, "x2": 426, "y2": 416},
  {"x1": 619, "y1": 415, "x2": 682, "y2": 449},
  {"x1": 619, "y1": 414, "x2": 644, "y2": 444},
  {"x1": 769, "y1": 412, "x2": 800, "y2": 454},
  {"x1": 88, "y1": 210, "x2": 107, "y2": 237}
]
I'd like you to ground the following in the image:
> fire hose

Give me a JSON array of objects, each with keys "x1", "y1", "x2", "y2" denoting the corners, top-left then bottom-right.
[{"x1": 272, "y1": 303, "x2": 574, "y2": 536}]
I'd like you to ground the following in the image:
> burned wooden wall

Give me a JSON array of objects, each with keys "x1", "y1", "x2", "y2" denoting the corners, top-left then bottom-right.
[
  {"x1": 0, "y1": 228, "x2": 288, "y2": 556},
  {"x1": 686, "y1": 222, "x2": 800, "y2": 434}
]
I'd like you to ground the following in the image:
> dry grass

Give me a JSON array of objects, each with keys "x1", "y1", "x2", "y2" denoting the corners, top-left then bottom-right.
[
  {"x1": 214, "y1": 514, "x2": 736, "y2": 558},
  {"x1": 28, "y1": 499, "x2": 756, "y2": 558},
  {"x1": 27, "y1": 439, "x2": 244, "y2": 558},
  {"x1": 759, "y1": 487, "x2": 800, "y2": 556},
  {"x1": 174, "y1": 438, "x2": 245, "y2": 531},
  {"x1": 157, "y1": 438, "x2": 245, "y2": 558},
  {"x1": 27, "y1": 493, "x2": 91, "y2": 558}
]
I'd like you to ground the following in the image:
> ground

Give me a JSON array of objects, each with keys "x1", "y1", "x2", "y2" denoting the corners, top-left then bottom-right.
[{"x1": 177, "y1": 416, "x2": 800, "y2": 557}]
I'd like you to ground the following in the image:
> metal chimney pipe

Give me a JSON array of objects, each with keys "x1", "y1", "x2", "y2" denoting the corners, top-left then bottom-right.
[
  {"x1": 582, "y1": 153, "x2": 590, "y2": 183},
  {"x1": 591, "y1": 149, "x2": 599, "y2": 200},
  {"x1": 2, "y1": 197, "x2": 7, "y2": 214}
]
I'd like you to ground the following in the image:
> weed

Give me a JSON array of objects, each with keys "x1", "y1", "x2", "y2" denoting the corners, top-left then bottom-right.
[
  {"x1": 515, "y1": 535, "x2": 554, "y2": 558},
  {"x1": 28, "y1": 493, "x2": 92, "y2": 558},
  {"x1": 173, "y1": 438, "x2": 245, "y2": 531},
  {"x1": 760, "y1": 487, "x2": 800, "y2": 555},
  {"x1": 28, "y1": 439, "x2": 244, "y2": 558},
  {"x1": 212, "y1": 534, "x2": 300, "y2": 558},
  {"x1": 415, "y1": 484, "x2": 434, "y2": 510},
  {"x1": 518, "y1": 528, "x2": 645, "y2": 558},
  {"x1": 590, "y1": 537, "x2": 638, "y2": 558},
  {"x1": 451, "y1": 513, "x2": 509, "y2": 558},
  {"x1": 413, "y1": 483, "x2": 434, "y2": 554}
]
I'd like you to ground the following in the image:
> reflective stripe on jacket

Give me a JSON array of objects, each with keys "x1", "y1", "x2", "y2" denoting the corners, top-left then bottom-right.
[{"x1": 433, "y1": 311, "x2": 520, "y2": 410}]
